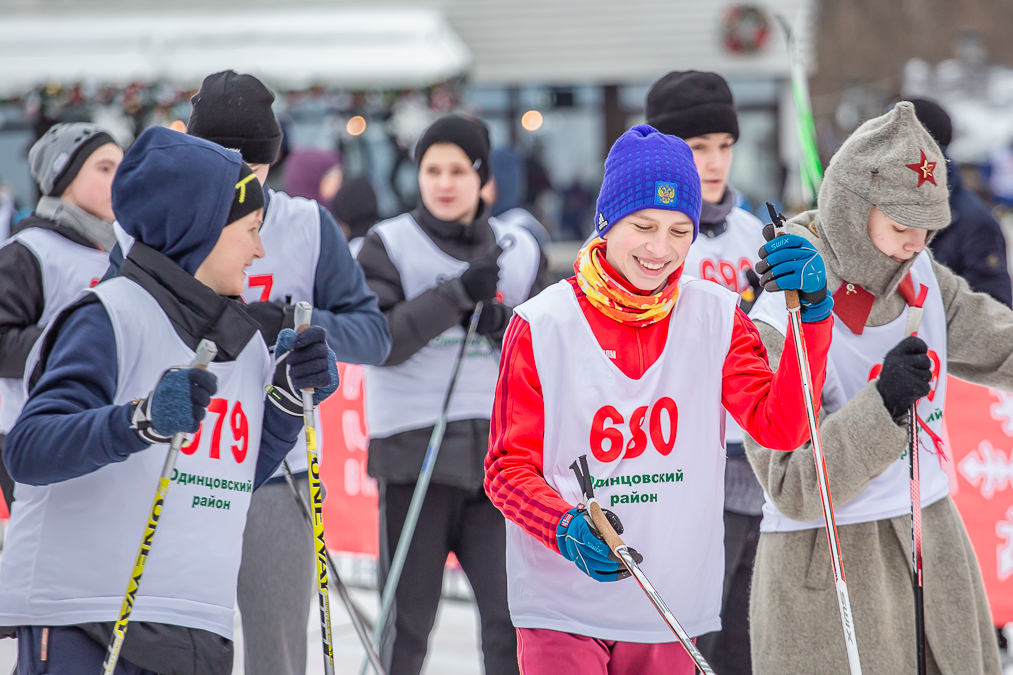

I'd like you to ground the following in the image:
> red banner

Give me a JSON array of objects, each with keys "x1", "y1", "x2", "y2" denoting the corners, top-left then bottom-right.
[
  {"x1": 319, "y1": 363, "x2": 379, "y2": 557},
  {"x1": 945, "y1": 377, "x2": 1013, "y2": 625}
]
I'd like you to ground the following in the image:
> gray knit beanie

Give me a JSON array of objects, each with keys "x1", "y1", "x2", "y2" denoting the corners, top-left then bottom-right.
[
  {"x1": 815, "y1": 102, "x2": 949, "y2": 296},
  {"x1": 29, "y1": 123, "x2": 117, "y2": 196}
]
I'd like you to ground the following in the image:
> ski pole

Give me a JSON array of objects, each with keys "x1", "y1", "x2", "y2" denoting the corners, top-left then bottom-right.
[
  {"x1": 902, "y1": 307, "x2": 927, "y2": 675},
  {"x1": 362, "y1": 300, "x2": 484, "y2": 675},
  {"x1": 102, "y1": 339, "x2": 218, "y2": 675},
  {"x1": 776, "y1": 9, "x2": 823, "y2": 207},
  {"x1": 294, "y1": 301, "x2": 336, "y2": 675},
  {"x1": 281, "y1": 460, "x2": 387, "y2": 675},
  {"x1": 766, "y1": 203, "x2": 863, "y2": 675},
  {"x1": 909, "y1": 406, "x2": 926, "y2": 675},
  {"x1": 569, "y1": 455, "x2": 715, "y2": 675}
]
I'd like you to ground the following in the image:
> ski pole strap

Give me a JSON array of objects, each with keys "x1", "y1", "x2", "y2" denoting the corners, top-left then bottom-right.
[{"x1": 766, "y1": 202, "x2": 800, "y2": 311}]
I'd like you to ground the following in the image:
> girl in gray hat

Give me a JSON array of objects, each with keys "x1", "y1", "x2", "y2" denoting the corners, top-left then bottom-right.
[
  {"x1": 746, "y1": 101, "x2": 1006, "y2": 674},
  {"x1": 0, "y1": 122, "x2": 122, "y2": 510}
]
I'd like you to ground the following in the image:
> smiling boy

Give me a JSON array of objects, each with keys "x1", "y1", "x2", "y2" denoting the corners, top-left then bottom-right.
[
  {"x1": 485, "y1": 124, "x2": 833, "y2": 675},
  {"x1": 0, "y1": 127, "x2": 338, "y2": 674}
]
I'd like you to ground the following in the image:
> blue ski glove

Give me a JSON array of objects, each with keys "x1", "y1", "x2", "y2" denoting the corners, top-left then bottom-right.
[
  {"x1": 131, "y1": 367, "x2": 218, "y2": 443},
  {"x1": 267, "y1": 326, "x2": 340, "y2": 416},
  {"x1": 556, "y1": 506, "x2": 643, "y2": 582},
  {"x1": 755, "y1": 229, "x2": 833, "y2": 323}
]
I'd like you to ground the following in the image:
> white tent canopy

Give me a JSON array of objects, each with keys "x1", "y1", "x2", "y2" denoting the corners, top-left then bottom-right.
[{"x1": 0, "y1": 7, "x2": 472, "y2": 96}]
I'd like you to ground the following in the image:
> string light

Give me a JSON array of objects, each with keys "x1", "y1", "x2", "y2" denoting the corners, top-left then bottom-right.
[
  {"x1": 521, "y1": 110, "x2": 543, "y2": 131},
  {"x1": 346, "y1": 115, "x2": 367, "y2": 136}
]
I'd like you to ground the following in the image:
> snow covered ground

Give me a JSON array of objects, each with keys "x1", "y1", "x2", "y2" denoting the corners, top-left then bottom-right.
[{"x1": 0, "y1": 584, "x2": 484, "y2": 674}]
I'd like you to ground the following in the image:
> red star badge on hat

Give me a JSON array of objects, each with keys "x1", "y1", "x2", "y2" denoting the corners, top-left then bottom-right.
[{"x1": 905, "y1": 150, "x2": 937, "y2": 187}]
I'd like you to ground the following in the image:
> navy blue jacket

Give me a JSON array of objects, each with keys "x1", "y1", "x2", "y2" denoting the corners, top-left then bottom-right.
[
  {"x1": 3, "y1": 128, "x2": 302, "y2": 489},
  {"x1": 280, "y1": 193, "x2": 391, "y2": 365},
  {"x1": 4, "y1": 301, "x2": 298, "y2": 489},
  {"x1": 930, "y1": 158, "x2": 1013, "y2": 307}
]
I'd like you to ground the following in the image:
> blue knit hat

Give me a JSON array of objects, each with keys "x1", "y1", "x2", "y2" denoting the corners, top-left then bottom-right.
[{"x1": 594, "y1": 124, "x2": 702, "y2": 240}]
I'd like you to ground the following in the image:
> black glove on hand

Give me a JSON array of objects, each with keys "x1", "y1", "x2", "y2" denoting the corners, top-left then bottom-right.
[
  {"x1": 876, "y1": 336, "x2": 933, "y2": 419},
  {"x1": 267, "y1": 326, "x2": 340, "y2": 416},
  {"x1": 461, "y1": 302, "x2": 513, "y2": 337},
  {"x1": 245, "y1": 300, "x2": 295, "y2": 347},
  {"x1": 459, "y1": 245, "x2": 502, "y2": 304}
]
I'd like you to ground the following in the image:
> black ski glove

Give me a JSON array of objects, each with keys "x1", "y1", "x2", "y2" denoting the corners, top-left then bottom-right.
[
  {"x1": 461, "y1": 302, "x2": 513, "y2": 337},
  {"x1": 459, "y1": 245, "x2": 502, "y2": 304},
  {"x1": 267, "y1": 326, "x2": 340, "y2": 416},
  {"x1": 876, "y1": 336, "x2": 932, "y2": 419},
  {"x1": 245, "y1": 300, "x2": 295, "y2": 347}
]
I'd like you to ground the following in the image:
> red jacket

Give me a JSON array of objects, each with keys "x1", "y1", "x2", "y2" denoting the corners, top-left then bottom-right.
[{"x1": 484, "y1": 273, "x2": 832, "y2": 553}]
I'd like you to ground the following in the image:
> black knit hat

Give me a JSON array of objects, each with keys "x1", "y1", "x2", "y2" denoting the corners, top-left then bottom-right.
[
  {"x1": 645, "y1": 70, "x2": 739, "y2": 141},
  {"x1": 908, "y1": 98, "x2": 953, "y2": 148},
  {"x1": 415, "y1": 115, "x2": 491, "y2": 186},
  {"x1": 227, "y1": 163, "x2": 265, "y2": 225},
  {"x1": 189, "y1": 70, "x2": 283, "y2": 165},
  {"x1": 331, "y1": 176, "x2": 378, "y2": 240}
]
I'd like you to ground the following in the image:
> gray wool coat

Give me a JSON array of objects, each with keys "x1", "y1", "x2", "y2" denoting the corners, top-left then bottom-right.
[{"x1": 745, "y1": 219, "x2": 1008, "y2": 675}]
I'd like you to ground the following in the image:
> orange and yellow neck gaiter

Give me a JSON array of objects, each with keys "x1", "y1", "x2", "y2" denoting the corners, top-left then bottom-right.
[{"x1": 574, "y1": 239, "x2": 681, "y2": 327}]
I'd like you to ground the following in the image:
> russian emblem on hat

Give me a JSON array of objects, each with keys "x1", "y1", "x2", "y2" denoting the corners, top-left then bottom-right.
[
  {"x1": 655, "y1": 181, "x2": 678, "y2": 205},
  {"x1": 905, "y1": 149, "x2": 937, "y2": 188}
]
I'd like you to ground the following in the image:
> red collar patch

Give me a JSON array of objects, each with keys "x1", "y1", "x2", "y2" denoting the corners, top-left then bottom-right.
[
  {"x1": 832, "y1": 282, "x2": 876, "y2": 334},
  {"x1": 906, "y1": 150, "x2": 937, "y2": 187},
  {"x1": 833, "y1": 272, "x2": 927, "y2": 334}
]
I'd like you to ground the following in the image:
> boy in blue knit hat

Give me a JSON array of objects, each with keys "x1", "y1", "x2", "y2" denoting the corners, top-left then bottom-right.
[{"x1": 485, "y1": 125, "x2": 834, "y2": 674}]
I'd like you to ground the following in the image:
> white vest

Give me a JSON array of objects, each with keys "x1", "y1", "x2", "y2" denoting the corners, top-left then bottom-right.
[
  {"x1": 749, "y1": 252, "x2": 950, "y2": 532},
  {"x1": 364, "y1": 214, "x2": 540, "y2": 438},
  {"x1": 506, "y1": 278, "x2": 735, "y2": 642},
  {"x1": 239, "y1": 190, "x2": 322, "y2": 476},
  {"x1": 683, "y1": 207, "x2": 766, "y2": 445},
  {"x1": 113, "y1": 191, "x2": 322, "y2": 476},
  {"x1": 0, "y1": 227, "x2": 109, "y2": 433},
  {"x1": 0, "y1": 277, "x2": 272, "y2": 637}
]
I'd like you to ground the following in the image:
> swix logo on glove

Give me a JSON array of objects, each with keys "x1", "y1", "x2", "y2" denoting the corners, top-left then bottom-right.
[{"x1": 589, "y1": 397, "x2": 678, "y2": 463}]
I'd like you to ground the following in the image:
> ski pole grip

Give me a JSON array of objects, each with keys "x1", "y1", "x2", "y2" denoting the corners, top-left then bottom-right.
[
  {"x1": 294, "y1": 301, "x2": 313, "y2": 334},
  {"x1": 587, "y1": 500, "x2": 626, "y2": 553},
  {"x1": 292, "y1": 301, "x2": 315, "y2": 395},
  {"x1": 192, "y1": 339, "x2": 217, "y2": 370},
  {"x1": 784, "y1": 289, "x2": 801, "y2": 310}
]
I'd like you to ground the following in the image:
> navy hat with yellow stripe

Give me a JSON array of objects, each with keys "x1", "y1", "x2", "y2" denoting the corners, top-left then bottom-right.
[
  {"x1": 594, "y1": 124, "x2": 702, "y2": 241},
  {"x1": 227, "y1": 162, "x2": 264, "y2": 225}
]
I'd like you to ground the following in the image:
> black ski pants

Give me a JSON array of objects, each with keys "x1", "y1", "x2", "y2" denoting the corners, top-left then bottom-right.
[
  {"x1": 378, "y1": 481, "x2": 519, "y2": 675},
  {"x1": 696, "y1": 510, "x2": 762, "y2": 675}
]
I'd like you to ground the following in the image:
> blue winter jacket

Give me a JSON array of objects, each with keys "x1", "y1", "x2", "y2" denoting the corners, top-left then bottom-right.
[
  {"x1": 930, "y1": 157, "x2": 1013, "y2": 307},
  {"x1": 4, "y1": 127, "x2": 302, "y2": 489}
]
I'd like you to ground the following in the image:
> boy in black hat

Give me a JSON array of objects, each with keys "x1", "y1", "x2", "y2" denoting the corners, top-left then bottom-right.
[
  {"x1": 645, "y1": 69, "x2": 767, "y2": 675},
  {"x1": 356, "y1": 114, "x2": 550, "y2": 675},
  {"x1": 188, "y1": 70, "x2": 391, "y2": 675},
  {"x1": 108, "y1": 70, "x2": 391, "y2": 675}
]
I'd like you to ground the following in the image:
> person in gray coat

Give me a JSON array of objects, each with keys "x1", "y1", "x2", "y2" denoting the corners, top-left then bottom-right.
[{"x1": 745, "y1": 102, "x2": 1005, "y2": 674}]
